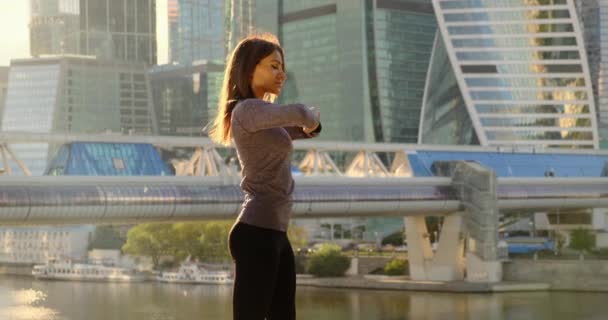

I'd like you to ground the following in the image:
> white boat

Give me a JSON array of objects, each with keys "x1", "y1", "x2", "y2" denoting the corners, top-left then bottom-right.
[
  {"x1": 158, "y1": 261, "x2": 233, "y2": 285},
  {"x1": 32, "y1": 259, "x2": 144, "y2": 282}
]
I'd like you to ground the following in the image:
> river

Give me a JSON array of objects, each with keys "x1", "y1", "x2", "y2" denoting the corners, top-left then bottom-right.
[{"x1": 1, "y1": 275, "x2": 607, "y2": 320}]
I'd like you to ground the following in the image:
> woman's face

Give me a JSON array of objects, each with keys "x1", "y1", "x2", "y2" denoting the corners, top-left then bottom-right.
[{"x1": 251, "y1": 50, "x2": 286, "y2": 98}]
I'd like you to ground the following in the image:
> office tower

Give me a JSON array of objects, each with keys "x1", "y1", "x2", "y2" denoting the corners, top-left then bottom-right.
[
  {"x1": 577, "y1": 0, "x2": 608, "y2": 148},
  {"x1": 149, "y1": 61, "x2": 224, "y2": 136},
  {"x1": 29, "y1": 0, "x2": 157, "y2": 65},
  {"x1": 225, "y1": 0, "x2": 256, "y2": 54},
  {"x1": 420, "y1": 0, "x2": 600, "y2": 149},
  {"x1": 167, "y1": 0, "x2": 225, "y2": 65},
  {"x1": 266, "y1": 0, "x2": 437, "y2": 143},
  {"x1": 2, "y1": 56, "x2": 156, "y2": 175}
]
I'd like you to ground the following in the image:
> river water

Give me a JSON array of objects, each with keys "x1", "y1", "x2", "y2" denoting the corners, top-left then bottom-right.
[{"x1": 1, "y1": 275, "x2": 607, "y2": 320}]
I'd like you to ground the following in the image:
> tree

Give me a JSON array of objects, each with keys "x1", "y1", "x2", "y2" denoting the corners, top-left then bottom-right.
[
  {"x1": 88, "y1": 225, "x2": 125, "y2": 250},
  {"x1": 569, "y1": 228, "x2": 595, "y2": 254},
  {"x1": 122, "y1": 223, "x2": 176, "y2": 269},
  {"x1": 199, "y1": 221, "x2": 232, "y2": 263},
  {"x1": 171, "y1": 222, "x2": 206, "y2": 261},
  {"x1": 382, "y1": 231, "x2": 404, "y2": 246}
]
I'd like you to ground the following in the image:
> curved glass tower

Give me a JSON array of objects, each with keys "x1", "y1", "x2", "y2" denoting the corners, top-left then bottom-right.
[{"x1": 420, "y1": 0, "x2": 600, "y2": 149}]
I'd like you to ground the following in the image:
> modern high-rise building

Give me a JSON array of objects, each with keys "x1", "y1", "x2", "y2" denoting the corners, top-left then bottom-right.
[
  {"x1": 237, "y1": 0, "x2": 436, "y2": 143},
  {"x1": 225, "y1": 0, "x2": 256, "y2": 54},
  {"x1": 1, "y1": 56, "x2": 156, "y2": 175},
  {"x1": 167, "y1": 0, "x2": 225, "y2": 65},
  {"x1": 30, "y1": 0, "x2": 157, "y2": 65},
  {"x1": 419, "y1": 0, "x2": 600, "y2": 149},
  {"x1": 576, "y1": 0, "x2": 608, "y2": 149},
  {"x1": 149, "y1": 61, "x2": 224, "y2": 136}
]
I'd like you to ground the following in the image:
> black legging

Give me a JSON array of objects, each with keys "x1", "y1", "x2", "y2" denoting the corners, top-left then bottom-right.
[{"x1": 228, "y1": 222, "x2": 296, "y2": 320}]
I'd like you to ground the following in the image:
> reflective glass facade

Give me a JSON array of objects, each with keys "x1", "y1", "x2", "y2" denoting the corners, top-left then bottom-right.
[
  {"x1": 422, "y1": 0, "x2": 600, "y2": 149},
  {"x1": 577, "y1": 0, "x2": 608, "y2": 149},
  {"x1": 368, "y1": 0, "x2": 437, "y2": 142},
  {"x1": 279, "y1": 3, "x2": 349, "y2": 141},
  {"x1": 1, "y1": 57, "x2": 156, "y2": 175},
  {"x1": 168, "y1": 0, "x2": 225, "y2": 65},
  {"x1": 46, "y1": 142, "x2": 171, "y2": 176},
  {"x1": 149, "y1": 62, "x2": 224, "y2": 136},
  {"x1": 30, "y1": 0, "x2": 157, "y2": 65},
  {"x1": 420, "y1": 32, "x2": 478, "y2": 145},
  {"x1": 2, "y1": 63, "x2": 61, "y2": 175},
  {"x1": 225, "y1": 0, "x2": 256, "y2": 53},
  {"x1": 276, "y1": 0, "x2": 436, "y2": 143},
  {"x1": 30, "y1": 0, "x2": 81, "y2": 57}
]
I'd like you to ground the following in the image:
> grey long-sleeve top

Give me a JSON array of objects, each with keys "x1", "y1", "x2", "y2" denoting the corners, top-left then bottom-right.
[{"x1": 231, "y1": 98, "x2": 321, "y2": 232}]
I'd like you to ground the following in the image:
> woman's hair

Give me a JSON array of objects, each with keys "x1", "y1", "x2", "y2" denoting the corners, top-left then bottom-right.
[{"x1": 208, "y1": 33, "x2": 285, "y2": 146}]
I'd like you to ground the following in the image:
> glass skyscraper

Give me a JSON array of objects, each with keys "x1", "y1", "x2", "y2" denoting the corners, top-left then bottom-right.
[
  {"x1": 225, "y1": 0, "x2": 256, "y2": 54},
  {"x1": 30, "y1": 0, "x2": 157, "y2": 65},
  {"x1": 577, "y1": 0, "x2": 608, "y2": 149},
  {"x1": 270, "y1": 0, "x2": 436, "y2": 143},
  {"x1": 149, "y1": 62, "x2": 224, "y2": 136},
  {"x1": 420, "y1": 0, "x2": 600, "y2": 149},
  {"x1": 167, "y1": 0, "x2": 225, "y2": 65},
  {"x1": 2, "y1": 56, "x2": 156, "y2": 175}
]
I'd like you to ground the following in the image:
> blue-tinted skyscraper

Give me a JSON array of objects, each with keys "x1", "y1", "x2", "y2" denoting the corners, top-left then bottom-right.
[{"x1": 168, "y1": 0, "x2": 225, "y2": 65}]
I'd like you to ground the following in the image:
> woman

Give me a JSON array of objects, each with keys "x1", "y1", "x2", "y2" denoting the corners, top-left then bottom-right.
[{"x1": 209, "y1": 34, "x2": 321, "y2": 320}]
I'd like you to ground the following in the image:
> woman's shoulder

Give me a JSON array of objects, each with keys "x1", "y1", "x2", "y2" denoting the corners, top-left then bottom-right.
[
  {"x1": 235, "y1": 98, "x2": 268, "y2": 110},
  {"x1": 231, "y1": 99, "x2": 264, "y2": 124},
  {"x1": 232, "y1": 99, "x2": 271, "y2": 121}
]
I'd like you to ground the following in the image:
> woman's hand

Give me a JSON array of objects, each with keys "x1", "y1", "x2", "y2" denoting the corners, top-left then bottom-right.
[{"x1": 303, "y1": 106, "x2": 320, "y2": 134}]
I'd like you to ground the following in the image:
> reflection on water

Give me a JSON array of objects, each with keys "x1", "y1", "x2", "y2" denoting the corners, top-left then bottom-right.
[
  {"x1": 0, "y1": 287, "x2": 60, "y2": 320},
  {"x1": 1, "y1": 276, "x2": 608, "y2": 320}
]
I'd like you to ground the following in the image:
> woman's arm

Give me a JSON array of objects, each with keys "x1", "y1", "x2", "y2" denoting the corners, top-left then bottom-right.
[
  {"x1": 232, "y1": 99, "x2": 319, "y2": 133},
  {"x1": 283, "y1": 123, "x2": 322, "y2": 140}
]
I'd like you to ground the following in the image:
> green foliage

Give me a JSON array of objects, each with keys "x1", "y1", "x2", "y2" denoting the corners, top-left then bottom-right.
[
  {"x1": 569, "y1": 228, "x2": 595, "y2": 253},
  {"x1": 122, "y1": 223, "x2": 176, "y2": 269},
  {"x1": 88, "y1": 225, "x2": 125, "y2": 250},
  {"x1": 381, "y1": 231, "x2": 403, "y2": 246},
  {"x1": 122, "y1": 221, "x2": 233, "y2": 269},
  {"x1": 171, "y1": 222, "x2": 207, "y2": 261},
  {"x1": 198, "y1": 221, "x2": 232, "y2": 263},
  {"x1": 307, "y1": 244, "x2": 350, "y2": 277},
  {"x1": 384, "y1": 259, "x2": 408, "y2": 276}
]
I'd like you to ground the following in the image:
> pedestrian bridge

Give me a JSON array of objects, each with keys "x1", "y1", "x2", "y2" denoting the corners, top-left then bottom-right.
[
  {"x1": 0, "y1": 131, "x2": 606, "y2": 283},
  {"x1": 0, "y1": 175, "x2": 605, "y2": 225}
]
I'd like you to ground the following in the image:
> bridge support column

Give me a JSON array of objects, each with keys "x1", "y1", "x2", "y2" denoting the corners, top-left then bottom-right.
[
  {"x1": 452, "y1": 161, "x2": 502, "y2": 282},
  {"x1": 404, "y1": 214, "x2": 465, "y2": 281}
]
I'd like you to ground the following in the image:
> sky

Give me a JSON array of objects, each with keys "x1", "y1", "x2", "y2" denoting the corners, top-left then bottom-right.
[
  {"x1": 0, "y1": 1, "x2": 30, "y2": 66},
  {"x1": 0, "y1": 0, "x2": 169, "y2": 66}
]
